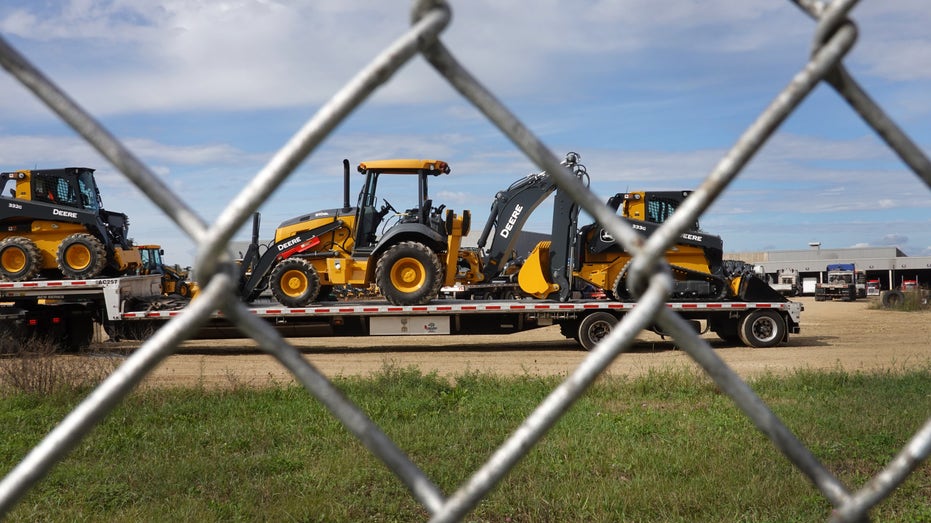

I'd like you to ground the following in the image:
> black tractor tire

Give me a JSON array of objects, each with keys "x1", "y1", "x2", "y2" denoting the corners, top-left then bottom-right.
[
  {"x1": 375, "y1": 241, "x2": 443, "y2": 306},
  {"x1": 609, "y1": 265, "x2": 633, "y2": 301},
  {"x1": 57, "y1": 233, "x2": 107, "y2": 280},
  {"x1": 270, "y1": 258, "x2": 321, "y2": 307},
  {"x1": 0, "y1": 236, "x2": 42, "y2": 281},
  {"x1": 576, "y1": 311, "x2": 619, "y2": 351},
  {"x1": 881, "y1": 290, "x2": 904, "y2": 308},
  {"x1": 722, "y1": 260, "x2": 755, "y2": 278},
  {"x1": 738, "y1": 309, "x2": 786, "y2": 348}
]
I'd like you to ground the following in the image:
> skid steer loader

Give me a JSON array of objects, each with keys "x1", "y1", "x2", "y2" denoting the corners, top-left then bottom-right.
[
  {"x1": 517, "y1": 186, "x2": 785, "y2": 303},
  {"x1": 238, "y1": 159, "x2": 470, "y2": 307},
  {"x1": 0, "y1": 167, "x2": 142, "y2": 281}
]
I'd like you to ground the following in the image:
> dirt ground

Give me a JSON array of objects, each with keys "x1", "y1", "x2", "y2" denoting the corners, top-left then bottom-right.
[{"x1": 116, "y1": 297, "x2": 931, "y2": 389}]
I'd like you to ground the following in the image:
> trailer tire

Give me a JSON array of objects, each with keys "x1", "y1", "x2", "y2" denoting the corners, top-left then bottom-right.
[
  {"x1": 738, "y1": 309, "x2": 785, "y2": 348},
  {"x1": 0, "y1": 236, "x2": 42, "y2": 281},
  {"x1": 881, "y1": 290, "x2": 904, "y2": 308},
  {"x1": 271, "y1": 258, "x2": 320, "y2": 307},
  {"x1": 376, "y1": 241, "x2": 443, "y2": 306},
  {"x1": 58, "y1": 233, "x2": 107, "y2": 280},
  {"x1": 577, "y1": 311, "x2": 618, "y2": 351}
]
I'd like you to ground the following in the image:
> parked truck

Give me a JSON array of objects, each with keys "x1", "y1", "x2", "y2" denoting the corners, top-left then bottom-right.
[
  {"x1": 768, "y1": 269, "x2": 802, "y2": 297},
  {"x1": 814, "y1": 263, "x2": 865, "y2": 301}
]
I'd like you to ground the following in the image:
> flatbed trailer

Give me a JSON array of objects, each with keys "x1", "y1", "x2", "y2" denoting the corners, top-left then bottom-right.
[
  {"x1": 0, "y1": 275, "x2": 802, "y2": 351},
  {"x1": 0, "y1": 275, "x2": 163, "y2": 351}
]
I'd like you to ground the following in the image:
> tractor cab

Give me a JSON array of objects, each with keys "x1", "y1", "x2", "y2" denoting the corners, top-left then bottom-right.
[
  {"x1": 615, "y1": 191, "x2": 700, "y2": 231},
  {"x1": 136, "y1": 244, "x2": 166, "y2": 274},
  {"x1": 2, "y1": 167, "x2": 103, "y2": 211},
  {"x1": 353, "y1": 159, "x2": 451, "y2": 250}
]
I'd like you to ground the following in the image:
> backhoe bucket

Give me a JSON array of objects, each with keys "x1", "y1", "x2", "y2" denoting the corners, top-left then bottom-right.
[{"x1": 518, "y1": 241, "x2": 559, "y2": 299}]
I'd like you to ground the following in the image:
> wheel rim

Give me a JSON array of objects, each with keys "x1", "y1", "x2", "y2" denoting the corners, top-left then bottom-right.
[
  {"x1": 589, "y1": 319, "x2": 613, "y2": 344},
  {"x1": 1, "y1": 247, "x2": 26, "y2": 273},
  {"x1": 750, "y1": 317, "x2": 778, "y2": 343},
  {"x1": 280, "y1": 269, "x2": 309, "y2": 298},
  {"x1": 65, "y1": 244, "x2": 92, "y2": 270},
  {"x1": 390, "y1": 257, "x2": 426, "y2": 293}
]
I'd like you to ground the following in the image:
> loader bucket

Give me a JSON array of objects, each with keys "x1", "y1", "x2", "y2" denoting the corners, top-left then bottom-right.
[
  {"x1": 518, "y1": 241, "x2": 559, "y2": 299},
  {"x1": 736, "y1": 274, "x2": 789, "y2": 302}
]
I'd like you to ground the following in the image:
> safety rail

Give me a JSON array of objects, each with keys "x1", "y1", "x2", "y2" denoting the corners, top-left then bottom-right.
[{"x1": 1, "y1": 1, "x2": 929, "y2": 521}]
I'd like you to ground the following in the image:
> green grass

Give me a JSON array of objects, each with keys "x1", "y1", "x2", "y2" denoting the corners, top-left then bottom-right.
[{"x1": 1, "y1": 365, "x2": 929, "y2": 522}]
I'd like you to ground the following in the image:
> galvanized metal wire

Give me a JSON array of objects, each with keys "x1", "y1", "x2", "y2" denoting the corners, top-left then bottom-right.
[{"x1": 0, "y1": 0, "x2": 928, "y2": 521}]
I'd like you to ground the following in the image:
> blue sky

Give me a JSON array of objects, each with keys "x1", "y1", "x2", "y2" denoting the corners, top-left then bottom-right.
[{"x1": 0, "y1": 1, "x2": 929, "y2": 268}]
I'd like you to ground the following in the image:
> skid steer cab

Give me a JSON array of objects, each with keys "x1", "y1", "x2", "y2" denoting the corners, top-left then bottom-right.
[
  {"x1": 0, "y1": 167, "x2": 142, "y2": 281},
  {"x1": 238, "y1": 158, "x2": 471, "y2": 307}
]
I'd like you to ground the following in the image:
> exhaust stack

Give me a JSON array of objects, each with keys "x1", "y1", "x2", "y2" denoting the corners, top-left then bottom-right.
[{"x1": 342, "y1": 159, "x2": 351, "y2": 212}]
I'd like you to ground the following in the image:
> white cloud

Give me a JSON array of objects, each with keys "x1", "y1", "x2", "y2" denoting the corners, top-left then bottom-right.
[
  {"x1": 878, "y1": 234, "x2": 909, "y2": 246},
  {"x1": 0, "y1": 1, "x2": 807, "y2": 116}
]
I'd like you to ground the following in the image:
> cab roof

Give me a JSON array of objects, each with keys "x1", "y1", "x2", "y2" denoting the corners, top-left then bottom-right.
[{"x1": 356, "y1": 159, "x2": 450, "y2": 175}]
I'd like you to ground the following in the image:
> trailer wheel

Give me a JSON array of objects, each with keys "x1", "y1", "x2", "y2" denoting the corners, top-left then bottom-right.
[
  {"x1": 738, "y1": 309, "x2": 785, "y2": 348},
  {"x1": 577, "y1": 311, "x2": 618, "y2": 351},
  {"x1": 376, "y1": 241, "x2": 443, "y2": 306},
  {"x1": 271, "y1": 258, "x2": 320, "y2": 307},
  {"x1": 57, "y1": 233, "x2": 107, "y2": 279},
  {"x1": 0, "y1": 236, "x2": 42, "y2": 281}
]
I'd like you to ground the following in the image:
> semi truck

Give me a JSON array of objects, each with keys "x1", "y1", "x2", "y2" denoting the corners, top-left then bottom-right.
[
  {"x1": 0, "y1": 273, "x2": 802, "y2": 351},
  {"x1": 768, "y1": 269, "x2": 802, "y2": 297},
  {"x1": 814, "y1": 263, "x2": 866, "y2": 301}
]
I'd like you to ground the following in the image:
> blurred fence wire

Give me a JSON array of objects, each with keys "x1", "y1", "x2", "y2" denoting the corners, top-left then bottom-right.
[{"x1": 0, "y1": 0, "x2": 929, "y2": 521}]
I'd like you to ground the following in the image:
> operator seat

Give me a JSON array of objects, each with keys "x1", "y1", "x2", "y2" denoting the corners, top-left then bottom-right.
[{"x1": 419, "y1": 199, "x2": 432, "y2": 225}]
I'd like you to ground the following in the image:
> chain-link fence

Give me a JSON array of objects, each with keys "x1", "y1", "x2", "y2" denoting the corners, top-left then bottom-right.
[{"x1": 0, "y1": 0, "x2": 929, "y2": 521}]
